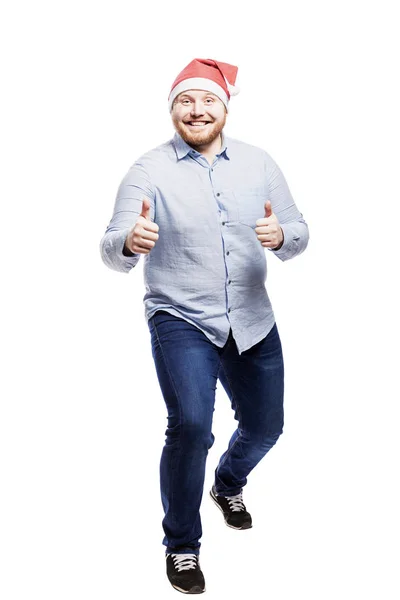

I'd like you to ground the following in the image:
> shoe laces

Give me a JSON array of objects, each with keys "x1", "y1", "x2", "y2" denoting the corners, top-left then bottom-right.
[
  {"x1": 226, "y1": 491, "x2": 246, "y2": 512},
  {"x1": 170, "y1": 553, "x2": 198, "y2": 572}
]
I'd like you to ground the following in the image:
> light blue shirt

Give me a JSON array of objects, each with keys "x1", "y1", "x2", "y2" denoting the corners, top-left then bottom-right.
[{"x1": 100, "y1": 132, "x2": 309, "y2": 354}]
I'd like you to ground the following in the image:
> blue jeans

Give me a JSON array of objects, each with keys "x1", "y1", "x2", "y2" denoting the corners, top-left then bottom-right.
[{"x1": 148, "y1": 310, "x2": 284, "y2": 556}]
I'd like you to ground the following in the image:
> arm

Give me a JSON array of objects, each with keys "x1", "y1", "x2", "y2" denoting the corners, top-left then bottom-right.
[
  {"x1": 265, "y1": 154, "x2": 309, "y2": 261},
  {"x1": 99, "y1": 162, "x2": 155, "y2": 273}
]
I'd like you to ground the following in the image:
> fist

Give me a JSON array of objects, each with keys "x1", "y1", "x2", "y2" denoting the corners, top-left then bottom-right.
[
  {"x1": 255, "y1": 201, "x2": 284, "y2": 249},
  {"x1": 124, "y1": 197, "x2": 159, "y2": 255}
]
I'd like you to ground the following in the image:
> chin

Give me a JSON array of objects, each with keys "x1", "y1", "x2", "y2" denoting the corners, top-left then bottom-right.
[{"x1": 178, "y1": 123, "x2": 224, "y2": 147}]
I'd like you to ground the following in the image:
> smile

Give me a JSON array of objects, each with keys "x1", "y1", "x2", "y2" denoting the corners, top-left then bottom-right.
[{"x1": 186, "y1": 121, "x2": 211, "y2": 127}]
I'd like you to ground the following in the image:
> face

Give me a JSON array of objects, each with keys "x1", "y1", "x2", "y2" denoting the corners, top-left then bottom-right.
[{"x1": 171, "y1": 89, "x2": 227, "y2": 149}]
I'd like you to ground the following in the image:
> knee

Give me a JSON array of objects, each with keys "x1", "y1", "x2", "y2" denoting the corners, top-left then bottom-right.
[
  {"x1": 165, "y1": 419, "x2": 215, "y2": 451},
  {"x1": 260, "y1": 429, "x2": 283, "y2": 450},
  {"x1": 246, "y1": 426, "x2": 282, "y2": 449},
  {"x1": 183, "y1": 420, "x2": 215, "y2": 450}
]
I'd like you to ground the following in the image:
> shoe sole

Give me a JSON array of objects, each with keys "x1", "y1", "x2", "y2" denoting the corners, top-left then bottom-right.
[
  {"x1": 171, "y1": 583, "x2": 205, "y2": 594},
  {"x1": 209, "y1": 489, "x2": 253, "y2": 530}
]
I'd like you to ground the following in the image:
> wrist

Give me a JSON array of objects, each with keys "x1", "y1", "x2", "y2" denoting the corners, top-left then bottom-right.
[
  {"x1": 272, "y1": 227, "x2": 284, "y2": 250},
  {"x1": 122, "y1": 241, "x2": 134, "y2": 257}
]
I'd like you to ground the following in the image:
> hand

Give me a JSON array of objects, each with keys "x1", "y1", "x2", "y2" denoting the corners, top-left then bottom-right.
[
  {"x1": 255, "y1": 201, "x2": 284, "y2": 249},
  {"x1": 124, "y1": 198, "x2": 159, "y2": 255}
]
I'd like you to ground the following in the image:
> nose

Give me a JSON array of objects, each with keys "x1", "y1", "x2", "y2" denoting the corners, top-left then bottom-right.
[{"x1": 190, "y1": 99, "x2": 206, "y2": 117}]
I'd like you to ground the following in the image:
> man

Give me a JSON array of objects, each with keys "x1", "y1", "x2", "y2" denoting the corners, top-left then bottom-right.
[{"x1": 100, "y1": 58, "x2": 309, "y2": 594}]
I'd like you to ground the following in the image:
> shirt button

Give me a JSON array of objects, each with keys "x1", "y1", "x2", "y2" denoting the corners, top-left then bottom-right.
[
  {"x1": 228, "y1": 308, "x2": 231, "y2": 313},
  {"x1": 226, "y1": 251, "x2": 230, "y2": 255},
  {"x1": 216, "y1": 193, "x2": 220, "y2": 197},
  {"x1": 228, "y1": 280, "x2": 232, "y2": 284},
  {"x1": 222, "y1": 221, "x2": 226, "y2": 225}
]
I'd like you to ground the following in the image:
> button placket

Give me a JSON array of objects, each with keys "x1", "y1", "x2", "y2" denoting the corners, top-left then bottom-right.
[{"x1": 211, "y1": 180, "x2": 232, "y2": 304}]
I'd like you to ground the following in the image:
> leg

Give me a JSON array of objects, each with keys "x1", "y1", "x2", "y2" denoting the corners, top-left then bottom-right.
[
  {"x1": 148, "y1": 311, "x2": 221, "y2": 555},
  {"x1": 214, "y1": 323, "x2": 284, "y2": 496}
]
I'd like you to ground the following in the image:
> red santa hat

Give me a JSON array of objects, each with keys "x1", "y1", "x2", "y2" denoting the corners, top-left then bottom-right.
[{"x1": 168, "y1": 58, "x2": 240, "y2": 112}]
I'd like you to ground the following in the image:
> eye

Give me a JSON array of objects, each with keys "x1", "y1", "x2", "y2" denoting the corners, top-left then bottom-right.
[
  {"x1": 181, "y1": 99, "x2": 191, "y2": 105},
  {"x1": 205, "y1": 98, "x2": 214, "y2": 104}
]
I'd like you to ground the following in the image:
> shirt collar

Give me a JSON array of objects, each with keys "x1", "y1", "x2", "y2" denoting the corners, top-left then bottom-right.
[{"x1": 173, "y1": 131, "x2": 230, "y2": 161}]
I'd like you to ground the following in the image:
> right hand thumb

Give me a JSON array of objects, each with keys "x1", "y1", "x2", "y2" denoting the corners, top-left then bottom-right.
[{"x1": 140, "y1": 197, "x2": 151, "y2": 220}]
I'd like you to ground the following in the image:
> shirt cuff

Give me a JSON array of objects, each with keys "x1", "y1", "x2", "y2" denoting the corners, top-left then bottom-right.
[
  {"x1": 101, "y1": 228, "x2": 140, "y2": 273},
  {"x1": 269, "y1": 223, "x2": 298, "y2": 260}
]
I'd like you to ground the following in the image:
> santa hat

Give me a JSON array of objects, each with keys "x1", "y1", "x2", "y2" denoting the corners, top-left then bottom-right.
[{"x1": 168, "y1": 58, "x2": 240, "y2": 112}]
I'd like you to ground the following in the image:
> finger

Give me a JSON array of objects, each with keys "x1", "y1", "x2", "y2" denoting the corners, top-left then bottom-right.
[
  {"x1": 139, "y1": 227, "x2": 159, "y2": 241},
  {"x1": 132, "y1": 245, "x2": 151, "y2": 254},
  {"x1": 143, "y1": 222, "x2": 159, "y2": 234},
  {"x1": 135, "y1": 236, "x2": 155, "y2": 248},
  {"x1": 264, "y1": 200, "x2": 273, "y2": 218},
  {"x1": 255, "y1": 217, "x2": 274, "y2": 227},
  {"x1": 255, "y1": 224, "x2": 277, "y2": 234},
  {"x1": 140, "y1": 197, "x2": 151, "y2": 219},
  {"x1": 138, "y1": 215, "x2": 159, "y2": 233}
]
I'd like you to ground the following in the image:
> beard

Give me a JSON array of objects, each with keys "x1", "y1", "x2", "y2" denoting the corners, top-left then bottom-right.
[{"x1": 172, "y1": 113, "x2": 227, "y2": 149}]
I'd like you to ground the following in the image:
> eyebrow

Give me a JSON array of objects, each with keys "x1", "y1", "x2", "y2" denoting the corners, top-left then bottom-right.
[{"x1": 178, "y1": 92, "x2": 218, "y2": 100}]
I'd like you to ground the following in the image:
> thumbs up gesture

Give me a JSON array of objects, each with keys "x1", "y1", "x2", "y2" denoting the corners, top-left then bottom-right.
[
  {"x1": 255, "y1": 200, "x2": 284, "y2": 250},
  {"x1": 124, "y1": 197, "x2": 159, "y2": 255}
]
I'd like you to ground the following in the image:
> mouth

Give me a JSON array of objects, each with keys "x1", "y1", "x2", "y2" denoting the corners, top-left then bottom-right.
[{"x1": 184, "y1": 121, "x2": 212, "y2": 128}]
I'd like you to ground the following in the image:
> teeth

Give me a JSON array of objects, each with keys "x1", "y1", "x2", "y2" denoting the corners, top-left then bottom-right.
[{"x1": 188, "y1": 122, "x2": 208, "y2": 126}]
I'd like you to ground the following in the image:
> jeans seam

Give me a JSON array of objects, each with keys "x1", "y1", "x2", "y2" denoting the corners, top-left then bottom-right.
[
  {"x1": 215, "y1": 361, "x2": 244, "y2": 476},
  {"x1": 219, "y1": 360, "x2": 244, "y2": 429},
  {"x1": 152, "y1": 318, "x2": 182, "y2": 529}
]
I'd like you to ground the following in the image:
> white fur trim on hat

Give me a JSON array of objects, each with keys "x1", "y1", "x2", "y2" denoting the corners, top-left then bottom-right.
[
  {"x1": 168, "y1": 77, "x2": 229, "y2": 111},
  {"x1": 226, "y1": 82, "x2": 240, "y2": 96}
]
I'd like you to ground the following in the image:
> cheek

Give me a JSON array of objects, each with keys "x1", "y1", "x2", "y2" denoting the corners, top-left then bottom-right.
[
  {"x1": 178, "y1": 110, "x2": 191, "y2": 121},
  {"x1": 214, "y1": 105, "x2": 226, "y2": 117},
  {"x1": 172, "y1": 110, "x2": 186, "y2": 124},
  {"x1": 213, "y1": 110, "x2": 226, "y2": 123}
]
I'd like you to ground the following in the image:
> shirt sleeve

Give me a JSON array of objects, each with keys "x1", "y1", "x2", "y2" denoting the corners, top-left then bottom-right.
[
  {"x1": 99, "y1": 162, "x2": 155, "y2": 273},
  {"x1": 264, "y1": 154, "x2": 309, "y2": 261}
]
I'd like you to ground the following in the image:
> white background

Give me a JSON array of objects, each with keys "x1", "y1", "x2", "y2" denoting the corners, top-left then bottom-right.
[{"x1": 1, "y1": 1, "x2": 399, "y2": 598}]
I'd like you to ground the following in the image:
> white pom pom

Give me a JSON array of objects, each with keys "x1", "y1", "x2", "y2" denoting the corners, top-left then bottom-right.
[{"x1": 227, "y1": 83, "x2": 240, "y2": 96}]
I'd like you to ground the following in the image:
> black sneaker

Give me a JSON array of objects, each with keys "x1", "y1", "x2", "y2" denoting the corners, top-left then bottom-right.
[
  {"x1": 210, "y1": 484, "x2": 252, "y2": 530},
  {"x1": 166, "y1": 553, "x2": 205, "y2": 594}
]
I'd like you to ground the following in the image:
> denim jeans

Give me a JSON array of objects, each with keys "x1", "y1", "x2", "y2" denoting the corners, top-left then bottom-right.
[{"x1": 147, "y1": 310, "x2": 284, "y2": 556}]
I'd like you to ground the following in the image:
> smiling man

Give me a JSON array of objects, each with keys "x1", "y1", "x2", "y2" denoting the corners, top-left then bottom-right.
[
  {"x1": 171, "y1": 89, "x2": 227, "y2": 162},
  {"x1": 100, "y1": 58, "x2": 309, "y2": 594}
]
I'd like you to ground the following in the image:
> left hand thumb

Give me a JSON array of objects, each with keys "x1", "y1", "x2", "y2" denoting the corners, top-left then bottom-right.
[{"x1": 264, "y1": 201, "x2": 273, "y2": 218}]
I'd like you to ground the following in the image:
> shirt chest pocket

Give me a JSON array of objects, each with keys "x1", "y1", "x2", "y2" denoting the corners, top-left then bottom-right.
[{"x1": 234, "y1": 190, "x2": 267, "y2": 229}]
